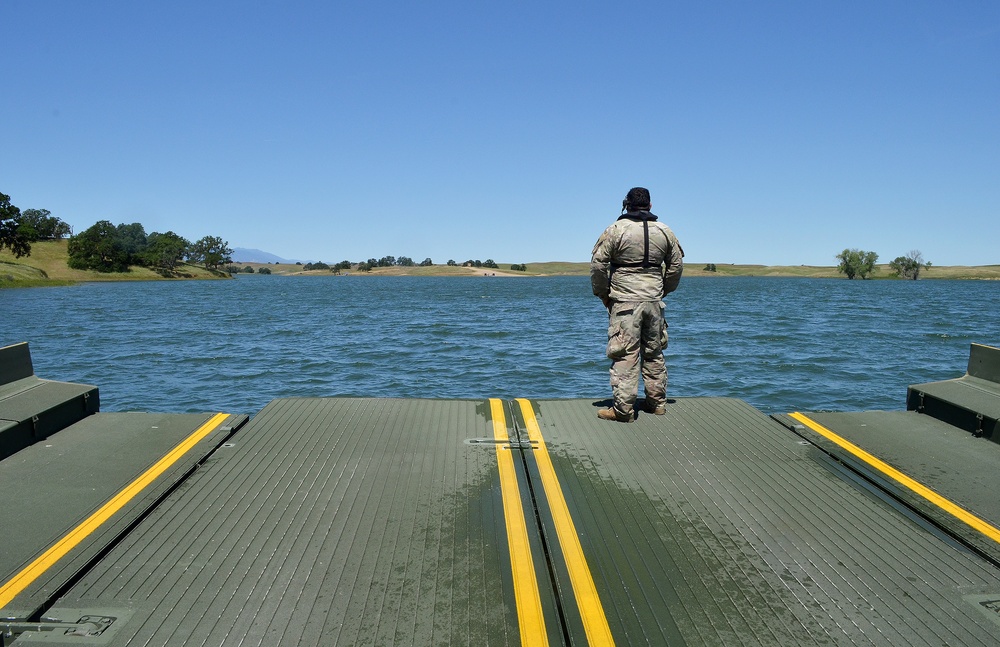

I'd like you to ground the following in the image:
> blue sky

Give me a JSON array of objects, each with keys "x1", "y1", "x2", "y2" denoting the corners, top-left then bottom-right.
[{"x1": 3, "y1": 1, "x2": 997, "y2": 265}]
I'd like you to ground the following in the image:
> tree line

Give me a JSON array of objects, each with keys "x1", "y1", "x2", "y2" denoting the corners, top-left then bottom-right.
[
  {"x1": 68, "y1": 221, "x2": 232, "y2": 273},
  {"x1": 1, "y1": 190, "x2": 231, "y2": 274},
  {"x1": 300, "y1": 257, "x2": 527, "y2": 273}
]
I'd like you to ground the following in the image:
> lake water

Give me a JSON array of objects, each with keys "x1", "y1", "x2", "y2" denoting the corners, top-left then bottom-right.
[{"x1": 2, "y1": 275, "x2": 998, "y2": 416}]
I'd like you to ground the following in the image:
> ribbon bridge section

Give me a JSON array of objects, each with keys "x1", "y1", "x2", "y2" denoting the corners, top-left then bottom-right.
[{"x1": 6, "y1": 397, "x2": 1000, "y2": 645}]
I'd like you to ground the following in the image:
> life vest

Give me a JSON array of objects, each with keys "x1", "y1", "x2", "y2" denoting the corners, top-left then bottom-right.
[{"x1": 610, "y1": 211, "x2": 664, "y2": 271}]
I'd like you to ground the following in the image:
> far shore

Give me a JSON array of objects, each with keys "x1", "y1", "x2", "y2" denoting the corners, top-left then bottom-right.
[{"x1": 3, "y1": 241, "x2": 999, "y2": 287}]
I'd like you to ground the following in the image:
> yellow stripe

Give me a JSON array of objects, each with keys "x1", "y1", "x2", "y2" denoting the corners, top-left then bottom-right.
[
  {"x1": 0, "y1": 412, "x2": 231, "y2": 609},
  {"x1": 517, "y1": 398, "x2": 615, "y2": 646},
  {"x1": 490, "y1": 399, "x2": 549, "y2": 646},
  {"x1": 790, "y1": 412, "x2": 1000, "y2": 544}
]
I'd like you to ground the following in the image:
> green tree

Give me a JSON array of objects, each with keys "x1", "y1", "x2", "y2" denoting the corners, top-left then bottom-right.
[
  {"x1": 54, "y1": 220, "x2": 72, "y2": 238},
  {"x1": 397, "y1": 256, "x2": 414, "y2": 266},
  {"x1": 19, "y1": 208, "x2": 71, "y2": 240},
  {"x1": 68, "y1": 220, "x2": 130, "y2": 272},
  {"x1": 0, "y1": 192, "x2": 31, "y2": 258},
  {"x1": 189, "y1": 236, "x2": 233, "y2": 270},
  {"x1": 889, "y1": 250, "x2": 930, "y2": 280},
  {"x1": 483, "y1": 259, "x2": 498, "y2": 269},
  {"x1": 447, "y1": 259, "x2": 457, "y2": 266},
  {"x1": 142, "y1": 231, "x2": 190, "y2": 270},
  {"x1": 836, "y1": 248, "x2": 879, "y2": 280},
  {"x1": 116, "y1": 222, "x2": 148, "y2": 265},
  {"x1": 419, "y1": 257, "x2": 433, "y2": 267}
]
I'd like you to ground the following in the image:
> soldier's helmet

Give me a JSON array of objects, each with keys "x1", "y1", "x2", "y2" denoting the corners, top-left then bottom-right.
[{"x1": 623, "y1": 187, "x2": 651, "y2": 212}]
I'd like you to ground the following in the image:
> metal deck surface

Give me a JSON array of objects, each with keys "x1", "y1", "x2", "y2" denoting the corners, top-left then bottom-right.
[
  {"x1": 7, "y1": 397, "x2": 1000, "y2": 645},
  {"x1": 24, "y1": 398, "x2": 531, "y2": 646},
  {"x1": 0, "y1": 412, "x2": 242, "y2": 621},
  {"x1": 774, "y1": 409, "x2": 1000, "y2": 567}
]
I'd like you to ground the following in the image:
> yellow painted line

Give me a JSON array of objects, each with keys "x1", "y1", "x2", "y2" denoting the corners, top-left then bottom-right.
[
  {"x1": 517, "y1": 398, "x2": 615, "y2": 646},
  {"x1": 0, "y1": 412, "x2": 231, "y2": 609},
  {"x1": 489, "y1": 399, "x2": 549, "y2": 646},
  {"x1": 790, "y1": 412, "x2": 1000, "y2": 545}
]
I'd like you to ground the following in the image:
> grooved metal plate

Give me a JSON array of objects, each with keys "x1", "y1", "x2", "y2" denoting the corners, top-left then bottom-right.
[
  {"x1": 521, "y1": 398, "x2": 1000, "y2": 645},
  {"x1": 34, "y1": 398, "x2": 534, "y2": 646},
  {"x1": 1, "y1": 412, "x2": 236, "y2": 621},
  {"x1": 21, "y1": 397, "x2": 1000, "y2": 646},
  {"x1": 776, "y1": 409, "x2": 1000, "y2": 567}
]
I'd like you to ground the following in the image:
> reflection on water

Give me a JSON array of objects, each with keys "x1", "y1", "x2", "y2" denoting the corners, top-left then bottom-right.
[{"x1": 2, "y1": 275, "x2": 998, "y2": 414}]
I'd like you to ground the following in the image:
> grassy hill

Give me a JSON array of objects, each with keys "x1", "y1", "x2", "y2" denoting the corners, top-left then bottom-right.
[
  {"x1": 1, "y1": 240, "x2": 229, "y2": 287},
  {"x1": 4, "y1": 241, "x2": 999, "y2": 287}
]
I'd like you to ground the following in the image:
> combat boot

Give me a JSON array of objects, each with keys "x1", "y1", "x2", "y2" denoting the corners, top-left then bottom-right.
[
  {"x1": 642, "y1": 400, "x2": 666, "y2": 415},
  {"x1": 597, "y1": 407, "x2": 632, "y2": 423}
]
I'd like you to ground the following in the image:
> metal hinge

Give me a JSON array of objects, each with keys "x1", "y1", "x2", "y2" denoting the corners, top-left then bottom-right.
[
  {"x1": 974, "y1": 413, "x2": 985, "y2": 438},
  {"x1": 916, "y1": 392, "x2": 925, "y2": 413},
  {"x1": 465, "y1": 438, "x2": 537, "y2": 449},
  {"x1": 2, "y1": 615, "x2": 116, "y2": 642}
]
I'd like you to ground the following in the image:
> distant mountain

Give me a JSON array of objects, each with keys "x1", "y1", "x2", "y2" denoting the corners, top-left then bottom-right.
[{"x1": 232, "y1": 248, "x2": 300, "y2": 264}]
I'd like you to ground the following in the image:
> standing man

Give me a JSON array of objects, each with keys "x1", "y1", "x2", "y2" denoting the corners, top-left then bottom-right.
[{"x1": 591, "y1": 187, "x2": 683, "y2": 422}]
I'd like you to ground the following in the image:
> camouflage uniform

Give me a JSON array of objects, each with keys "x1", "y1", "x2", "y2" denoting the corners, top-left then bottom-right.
[{"x1": 591, "y1": 210, "x2": 683, "y2": 419}]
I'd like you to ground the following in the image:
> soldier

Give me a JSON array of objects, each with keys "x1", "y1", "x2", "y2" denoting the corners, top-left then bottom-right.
[{"x1": 591, "y1": 187, "x2": 684, "y2": 422}]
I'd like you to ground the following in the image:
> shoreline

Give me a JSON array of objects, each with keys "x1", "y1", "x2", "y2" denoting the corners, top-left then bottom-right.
[{"x1": 3, "y1": 241, "x2": 999, "y2": 286}]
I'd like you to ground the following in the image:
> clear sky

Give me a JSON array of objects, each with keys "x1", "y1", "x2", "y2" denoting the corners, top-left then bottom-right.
[{"x1": 3, "y1": 1, "x2": 997, "y2": 265}]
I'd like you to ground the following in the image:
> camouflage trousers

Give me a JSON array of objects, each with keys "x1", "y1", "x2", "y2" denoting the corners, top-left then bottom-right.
[{"x1": 605, "y1": 301, "x2": 668, "y2": 416}]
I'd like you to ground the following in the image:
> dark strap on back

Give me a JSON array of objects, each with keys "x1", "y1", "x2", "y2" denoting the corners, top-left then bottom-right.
[{"x1": 611, "y1": 219, "x2": 659, "y2": 269}]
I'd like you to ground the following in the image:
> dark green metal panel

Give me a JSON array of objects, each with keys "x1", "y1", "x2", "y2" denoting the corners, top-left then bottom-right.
[
  {"x1": 0, "y1": 411, "x2": 241, "y2": 621},
  {"x1": 0, "y1": 381, "x2": 99, "y2": 460},
  {"x1": 908, "y1": 387, "x2": 1000, "y2": 442},
  {"x1": 968, "y1": 343, "x2": 1000, "y2": 383},
  {"x1": 521, "y1": 398, "x2": 1000, "y2": 645},
  {"x1": 775, "y1": 409, "x2": 1000, "y2": 567},
  {"x1": 36, "y1": 398, "x2": 552, "y2": 646},
  {"x1": 905, "y1": 343, "x2": 1000, "y2": 441},
  {"x1": 0, "y1": 342, "x2": 100, "y2": 460},
  {"x1": 11, "y1": 396, "x2": 1000, "y2": 645},
  {"x1": 0, "y1": 342, "x2": 34, "y2": 386}
]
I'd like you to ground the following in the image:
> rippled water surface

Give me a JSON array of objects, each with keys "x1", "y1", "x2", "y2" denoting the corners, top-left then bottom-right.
[{"x1": 3, "y1": 275, "x2": 998, "y2": 415}]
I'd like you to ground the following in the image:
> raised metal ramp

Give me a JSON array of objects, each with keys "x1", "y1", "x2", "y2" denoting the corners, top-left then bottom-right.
[
  {"x1": 11, "y1": 397, "x2": 1000, "y2": 645},
  {"x1": 907, "y1": 342, "x2": 1000, "y2": 440},
  {"x1": 0, "y1": 342, "x2": 99, "y2": 460}
]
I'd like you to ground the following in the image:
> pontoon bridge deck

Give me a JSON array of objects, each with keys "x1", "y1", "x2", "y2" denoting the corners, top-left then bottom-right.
[{"x1": 3, "y1": 342, "x2": 1000, "y2": 645}]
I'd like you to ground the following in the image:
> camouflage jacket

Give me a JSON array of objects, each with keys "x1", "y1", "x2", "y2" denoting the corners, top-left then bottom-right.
[{"x1": 590, "y1": 210, "x2": 683, "y2": 303}]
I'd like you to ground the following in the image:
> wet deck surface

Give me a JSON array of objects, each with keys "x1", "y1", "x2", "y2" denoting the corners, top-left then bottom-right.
[{"x1": 4, "y1": 397, "x2": 1000, "y2": 645}]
